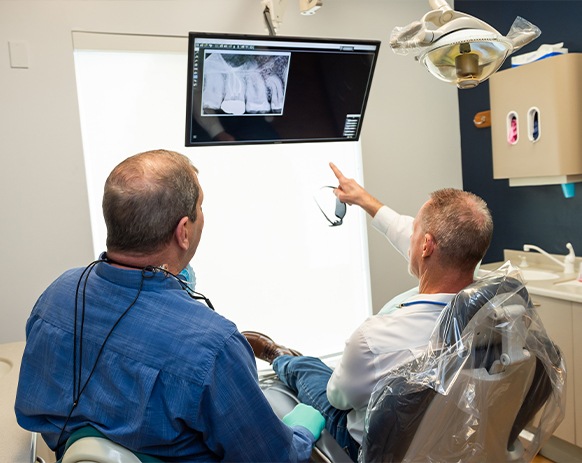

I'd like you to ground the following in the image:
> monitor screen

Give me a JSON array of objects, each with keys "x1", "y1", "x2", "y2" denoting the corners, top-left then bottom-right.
[{"x1": 185, "y1": 32, "x2": 381, "y2": 147}]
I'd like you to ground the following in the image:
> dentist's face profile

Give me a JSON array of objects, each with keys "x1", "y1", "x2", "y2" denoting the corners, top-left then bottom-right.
[{"x1": 408, "y1": 202, "x2": 429, "y2": 278}]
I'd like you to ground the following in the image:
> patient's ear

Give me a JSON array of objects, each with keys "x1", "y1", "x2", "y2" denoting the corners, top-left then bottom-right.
[{"x1": 175, "y1": 216, "x2": 190, "y2": 250}]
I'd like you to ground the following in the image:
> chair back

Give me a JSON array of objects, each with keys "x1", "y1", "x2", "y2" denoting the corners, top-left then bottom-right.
[{"x1": 359, "y1": 262, "x2": 566, "y2": 463}]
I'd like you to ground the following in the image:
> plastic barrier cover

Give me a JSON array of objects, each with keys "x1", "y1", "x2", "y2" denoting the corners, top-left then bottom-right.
[{"x1": 360, "y1": 261, "x2": 566, "y2": 463}]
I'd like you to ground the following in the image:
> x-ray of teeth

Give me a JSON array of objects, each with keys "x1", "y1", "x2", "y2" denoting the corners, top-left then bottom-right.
[{"x1": 202, "y1": 52, "x2": 290, "y2": 116}]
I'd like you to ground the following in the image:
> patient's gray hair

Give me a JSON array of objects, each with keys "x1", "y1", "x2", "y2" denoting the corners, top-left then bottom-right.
[
  {"x1": 103, "y1": 149, "x2": 199, "y2": 254},
  {"x1": 420, "y1": 188, "x2": 493, "y2": 271}
]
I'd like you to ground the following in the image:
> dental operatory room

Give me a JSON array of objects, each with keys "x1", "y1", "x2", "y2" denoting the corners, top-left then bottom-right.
[{"x1": 3, "y1": 0, "x2": 582, "y2": 462}]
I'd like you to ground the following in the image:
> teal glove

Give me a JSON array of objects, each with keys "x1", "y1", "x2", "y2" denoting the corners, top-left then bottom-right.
[{"x1": 282, "y1": 403, "x2": 326, "y2": 440}]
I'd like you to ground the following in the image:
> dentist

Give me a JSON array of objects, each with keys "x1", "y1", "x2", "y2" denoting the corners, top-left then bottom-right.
[{"x1": 243, "y1": 162, "x2": 494, "y2": 461}]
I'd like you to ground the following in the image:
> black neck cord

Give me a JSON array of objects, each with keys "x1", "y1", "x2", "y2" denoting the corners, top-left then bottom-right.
[
  {"x1": 103, "y1": 253, "x2": 214, "y2": 310},
  {"x1": 76, "y1": 264, "x2": 146, "y2": 404},
  {"x1": 56, "y1": 259, "x2": 145, "y2": 454}
]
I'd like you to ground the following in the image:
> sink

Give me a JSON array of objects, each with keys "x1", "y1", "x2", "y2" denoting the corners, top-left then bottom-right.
[{"x1": 520, "y1": 269, "x2": 560, "y2": 281}]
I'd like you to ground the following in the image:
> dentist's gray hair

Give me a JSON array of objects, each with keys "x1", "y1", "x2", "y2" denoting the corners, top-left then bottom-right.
[{"x1": 419, "y1": 188, "x2": 493, "y2": 271}]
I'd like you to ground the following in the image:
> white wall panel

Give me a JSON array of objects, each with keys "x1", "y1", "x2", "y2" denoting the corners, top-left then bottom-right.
[{"x1": 74, "y1": 41, "x2": 372, "y2": 357}]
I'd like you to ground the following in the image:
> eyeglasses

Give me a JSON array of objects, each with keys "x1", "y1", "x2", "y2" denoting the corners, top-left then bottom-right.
[{"x1": 314, "y1": 186, "x2": 347, "y2": 227}]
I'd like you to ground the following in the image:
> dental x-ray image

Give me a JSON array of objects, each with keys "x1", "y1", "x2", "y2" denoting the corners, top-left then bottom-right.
[
  {"x1": 202, "y1": 51, "x2": 290, "y2": 116},
  {"x1": 185, "y1": 32, "x2": 380, "y2": 146}
]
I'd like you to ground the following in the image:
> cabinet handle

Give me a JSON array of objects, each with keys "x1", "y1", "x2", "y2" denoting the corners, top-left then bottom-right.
[{"x1": 473, "y1": 110, "x2": 491, "y2": 128}]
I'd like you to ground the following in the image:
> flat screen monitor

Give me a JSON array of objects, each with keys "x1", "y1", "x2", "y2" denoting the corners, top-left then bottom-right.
[{"x1": 185, "y1": 32, "x2": 381, "y2": 146}]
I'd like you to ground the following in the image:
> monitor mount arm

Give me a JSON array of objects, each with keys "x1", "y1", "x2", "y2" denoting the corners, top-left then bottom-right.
[
  {"x1": 262, "y1": 0, "x2": 286, "y2": 36},
  {"x1": 262, "y1": 0, "x2": 322, "y2": 36}
]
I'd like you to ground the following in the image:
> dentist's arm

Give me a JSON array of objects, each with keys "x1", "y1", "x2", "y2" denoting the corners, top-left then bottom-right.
[
  {"x1": 329, "y1": 162, "x2": 413, "y2": 259},
  {"x1": 329, "y1": 162, "x2": 383, "y2": 218}
]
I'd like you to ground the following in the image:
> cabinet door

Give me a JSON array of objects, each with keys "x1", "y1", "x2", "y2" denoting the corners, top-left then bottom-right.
[
  {"x1": 573, "y1": 304, "x2": 582, "y2": 446},
  {"x1": 533, "y1": 296, "x2": 575, "y2": 445}
]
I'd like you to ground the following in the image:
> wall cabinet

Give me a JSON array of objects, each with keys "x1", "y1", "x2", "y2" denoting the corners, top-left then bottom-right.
[
  {"x1": 533, "y1": 295, "x2": 579, "y2": 445},
  {"x1": 489, "y1": 54, "x2": 582, "y2": 187}
]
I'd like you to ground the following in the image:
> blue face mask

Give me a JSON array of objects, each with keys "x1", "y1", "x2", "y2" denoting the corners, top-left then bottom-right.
[{"x1": 178, "y1": 264, "x2": 196, "y2": 291}]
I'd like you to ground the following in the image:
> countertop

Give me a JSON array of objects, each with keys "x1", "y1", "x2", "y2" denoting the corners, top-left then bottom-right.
[
  {"x1": 0, "y1": 341, "x2": 36, "y2": 463},
  {"x1": 481, "y1": 249, "x2": 582, "y2": 304}
]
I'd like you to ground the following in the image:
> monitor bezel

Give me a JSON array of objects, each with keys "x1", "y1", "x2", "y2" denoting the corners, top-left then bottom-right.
[{"x1": 185, "y1": 32, "x2": 381, "y2": 147}]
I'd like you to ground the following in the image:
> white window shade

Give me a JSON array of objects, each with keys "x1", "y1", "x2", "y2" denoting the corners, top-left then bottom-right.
[{"x1": 73, "y1": 32, "x2": 372, "y2": 363}]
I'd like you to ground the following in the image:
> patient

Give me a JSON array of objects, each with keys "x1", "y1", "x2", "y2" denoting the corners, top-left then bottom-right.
[
  {"x1": 243, "y1": 162, "x2": 494, "y2": 461},
  {"x1": 15, "y1": 149, "x2": 324, "y2": 462}
]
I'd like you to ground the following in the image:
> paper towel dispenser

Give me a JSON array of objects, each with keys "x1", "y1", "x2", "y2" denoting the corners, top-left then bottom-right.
[{"x1": 489, "y1": 53, "x2": 582, "y2": 186}]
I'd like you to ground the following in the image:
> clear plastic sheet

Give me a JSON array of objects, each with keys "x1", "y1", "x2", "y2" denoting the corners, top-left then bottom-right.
[
  {"x1": 389, "y1": 21, "x2": 425, "y2": 56},
  {"x1": 359, "y1": 261, "x2": 566, "y2": 463},
  {"x1": 390, "y1": 15, "x2": 540, "y2": 57},
  {"x1": 505, "y1": 17, "x2": 542, "y2": 52}
]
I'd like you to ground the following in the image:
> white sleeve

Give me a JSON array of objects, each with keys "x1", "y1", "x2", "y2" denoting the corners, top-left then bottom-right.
[
  {"x1": 370, "y1": 205, "x2": 414, "y2": 261},
  {"x1": 326, "y1": 322, "x2": 377, "y2": 411}
]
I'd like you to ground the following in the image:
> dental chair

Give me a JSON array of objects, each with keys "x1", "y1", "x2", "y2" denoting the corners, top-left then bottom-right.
[
  {"x1": 260, "y1": 378, "x2": 354, "y2": 463},
  {"x1": 259, "y1": 262, "x2": 566, "y2": 463},
  {"x1": 60, "y1": 427, "x2": 163, "y2": 463},
  {"x1": 359, "y1": 262, "x2": 566, "y2": 463}
]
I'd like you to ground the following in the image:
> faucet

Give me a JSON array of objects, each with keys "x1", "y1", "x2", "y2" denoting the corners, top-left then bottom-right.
[{"x1": 522, "y1": 242, "x2": 576, "y2": 274}]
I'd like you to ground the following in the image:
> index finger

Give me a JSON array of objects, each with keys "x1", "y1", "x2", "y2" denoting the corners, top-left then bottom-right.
[{"x1": 329, "y1": 162, "x2": 346, "y2": 182}]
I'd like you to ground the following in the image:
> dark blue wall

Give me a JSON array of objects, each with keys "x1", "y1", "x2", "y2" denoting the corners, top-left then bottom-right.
[{"x1": 456, "y1": 1, "x2": 582, "y2": 263}]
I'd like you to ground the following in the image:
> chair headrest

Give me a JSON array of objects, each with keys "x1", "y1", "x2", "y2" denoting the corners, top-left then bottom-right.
[{"x1": 437, "y1": 271, "x2": 531, "y2": 348}]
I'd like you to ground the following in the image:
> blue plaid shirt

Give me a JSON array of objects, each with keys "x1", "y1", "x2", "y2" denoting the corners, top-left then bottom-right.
[{"x1": 15, "y1": 261, "x2": 314, "y2": 462}]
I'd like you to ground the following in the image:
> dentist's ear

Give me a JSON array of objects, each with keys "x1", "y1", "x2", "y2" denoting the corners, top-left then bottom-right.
[{"x1": 422, "y1": 234, "x2": 435, "y2": 258}]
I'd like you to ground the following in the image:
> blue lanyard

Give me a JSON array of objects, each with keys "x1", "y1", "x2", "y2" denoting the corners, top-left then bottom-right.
[{"x1": 397, "y1": 300, "x2": 449, "y2": 308}]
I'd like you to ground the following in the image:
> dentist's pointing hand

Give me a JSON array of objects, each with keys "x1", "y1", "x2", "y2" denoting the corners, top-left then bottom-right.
[{"x1": 329, "y1": 162, "x2": 383, "y2": 217}]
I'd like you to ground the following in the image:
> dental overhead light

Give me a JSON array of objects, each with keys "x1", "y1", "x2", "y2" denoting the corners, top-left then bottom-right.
[
  {"x1": 390, "y1": 0, "x2": 541, "y2": 89},
  {"x1": 262, "y1": 0, "x2": 323, "y2": 36}
]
